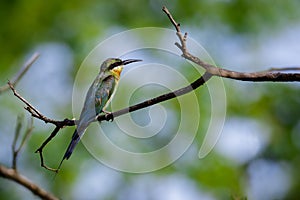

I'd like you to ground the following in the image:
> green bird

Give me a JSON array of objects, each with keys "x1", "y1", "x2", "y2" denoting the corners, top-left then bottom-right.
[{"x1": 58, "y1": 58, "x2": 142, "y2": 170}]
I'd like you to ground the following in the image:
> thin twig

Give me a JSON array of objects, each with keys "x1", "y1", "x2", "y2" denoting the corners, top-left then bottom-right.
[
  {"x1": 8, "y1": 81, "x2": 43, "y2": 119},
  {"x1": 8, "y1": 81, "x2": 76, "y2": 126},
  {"x1": 17, "y1": 118, "x2": 34, "y2": 155},
  {"x1": 162, "y1": 6, "x2": 181, "y2": 32},
  {"x1": 12, "y1": 115, "x2": 23, "y2": 170},
  {"x1": 12, "y1": 116, "x2": 34, "y2": 170},
  {"x1": 163, "y1": 7, "x2": 189, "y2": 55},
  {"x1": 35, "y1": 127, "x2": 61, "y2": 172},
  {"x1": 0, "y1": 53, "x2": 39, "y2": 94}
]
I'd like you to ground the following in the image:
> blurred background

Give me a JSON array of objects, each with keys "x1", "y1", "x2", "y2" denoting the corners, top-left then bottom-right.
[{"x1": 1, "y1": 0, "x2": 300, "y2": 199}]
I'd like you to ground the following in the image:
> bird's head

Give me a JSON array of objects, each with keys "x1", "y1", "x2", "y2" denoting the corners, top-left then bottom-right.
[{"x1": 100, "y1": 58, "x2": 142, "y2": 77}]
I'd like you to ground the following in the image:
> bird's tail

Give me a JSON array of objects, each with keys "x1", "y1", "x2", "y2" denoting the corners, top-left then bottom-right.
[{"x1": 57, "y1": 129, "x2": 81, "y2": 171}]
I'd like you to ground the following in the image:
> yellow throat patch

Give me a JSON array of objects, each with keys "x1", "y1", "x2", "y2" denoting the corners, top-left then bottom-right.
[{"x1": 110, "y1": 66, "x2": 123, "y2": 79}]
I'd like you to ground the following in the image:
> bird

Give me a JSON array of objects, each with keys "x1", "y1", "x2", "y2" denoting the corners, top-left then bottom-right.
[{"x1": 57, "y1": 58, "x2": 142, "y2": 171}]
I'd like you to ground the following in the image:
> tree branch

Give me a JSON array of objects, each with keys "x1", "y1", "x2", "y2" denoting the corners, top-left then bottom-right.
[
  {"x1": 8, "y1": 81, "x2": 75, "y2": 127},
  {"x1": 162, "y1": 6, "x2": 300, "y2": 82},
  {"x1": 0, "y1": 53, "x2": 39, "y2": 94},
  {"x1": 0, "y1": 165, "x2": 58, "y2": 200},
  {"x1": 97, "y1": 72, "x2": 213, "y2": 121}
]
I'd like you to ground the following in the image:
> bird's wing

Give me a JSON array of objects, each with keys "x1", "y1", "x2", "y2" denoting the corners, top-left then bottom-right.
[
  {"x1": 78, "y1": 78, "x2": 101, "y2": 124},
  {"x1": 94, "y1": 75, "x2": 116, "y2": 114}
]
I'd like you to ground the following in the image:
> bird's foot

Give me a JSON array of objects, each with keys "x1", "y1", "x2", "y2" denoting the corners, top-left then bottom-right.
[{"x1": 102, "y1": 110, "x2": 114, "y2": 122}]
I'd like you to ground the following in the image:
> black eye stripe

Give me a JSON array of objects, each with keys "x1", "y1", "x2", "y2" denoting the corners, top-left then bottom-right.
[{"x1": 109, "y1": 61, "x2": 123, "y2": 69}]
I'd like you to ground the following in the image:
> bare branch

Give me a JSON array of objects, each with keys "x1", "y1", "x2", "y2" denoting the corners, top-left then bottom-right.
[
  {"x1": 35, "y1": 127, "x2": 61, "y2": 172},
  {"x1": 8, "y1": 82, "x2": 76, "y2": 127},
  {"x1": 0, "y1": 53, "x2": 39, "y2": 94},
  {"x1": 162, "y1": 6, "x2": 300, "y2": 82},
  {"x1": 12, "y1": 116, "x2": 34, "y2": 170},
  {"x1": 163, "y1": 7, "x2": 189, "y2": 58},
  {"x1": 0, "y1": 165, "x2": 59, "y2": 200},
  {"x1": 183, "y1": 53, "x2": 300, "y2": 82},
  {"x1": 97, "y1": 72, "x2": 213, "y2": 121},
  {"x1": 17, "y1": 118, "x2": 34, "y2": 156},
  {"x1": 12, "y1": 115, "x2": 23, "y2": 170},
  {"x1": 162, "y1": 6, "x2": 181, "y2": 32}
]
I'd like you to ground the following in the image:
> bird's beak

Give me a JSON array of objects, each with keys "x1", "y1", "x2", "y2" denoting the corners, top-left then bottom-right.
[{"x1": 122, "y1": 59, "x2": 142, "y2": 66}]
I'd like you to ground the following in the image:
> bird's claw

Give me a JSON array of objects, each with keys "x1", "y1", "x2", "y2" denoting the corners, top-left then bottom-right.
[{"x1": 102, "y1": 110, "x2": 114, "y2": 122}]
